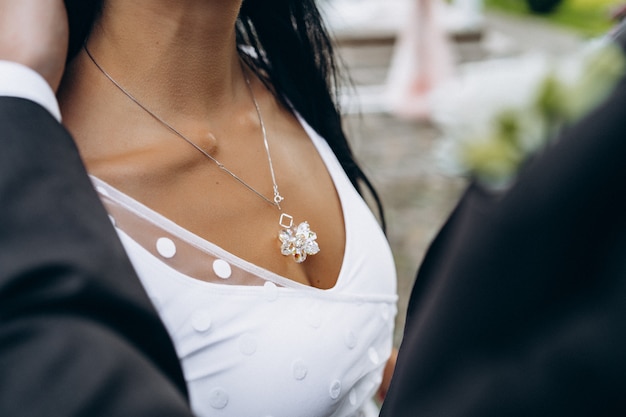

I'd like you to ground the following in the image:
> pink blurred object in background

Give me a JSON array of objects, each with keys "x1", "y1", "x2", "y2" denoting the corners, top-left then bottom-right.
[{"x1": 385, "y1": 0, "x2": 457, "y2": 120}]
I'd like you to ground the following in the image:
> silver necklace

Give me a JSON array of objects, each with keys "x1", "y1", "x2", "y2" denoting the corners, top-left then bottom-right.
[{"x1": 84, "y1": 46, "x2": 320, "y2": 263}]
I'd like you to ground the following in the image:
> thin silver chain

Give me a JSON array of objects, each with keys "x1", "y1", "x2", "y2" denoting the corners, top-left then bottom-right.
[{"x1": 83, "y1": 45, "x2": 285, "y2": 210}]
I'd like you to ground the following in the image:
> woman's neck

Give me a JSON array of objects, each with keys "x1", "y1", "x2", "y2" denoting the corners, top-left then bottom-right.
[{"x1": 81, "y1": 0, "x2": 245, "y2": 119}]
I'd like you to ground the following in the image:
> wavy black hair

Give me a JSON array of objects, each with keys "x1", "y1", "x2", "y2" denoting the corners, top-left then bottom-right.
[{"x1": 63, "y1": 0, "x2": 385, "y2": 230}]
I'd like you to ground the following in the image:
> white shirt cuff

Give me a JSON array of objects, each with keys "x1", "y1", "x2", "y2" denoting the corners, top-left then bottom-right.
[{"x1": 0, "y1": 60, "x2": 62, "y2": 121}]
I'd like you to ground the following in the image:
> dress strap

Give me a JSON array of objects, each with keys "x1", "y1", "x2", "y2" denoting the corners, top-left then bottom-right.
[{"x1": 94, "y1": 177, "x2": 282, "y2": 287}]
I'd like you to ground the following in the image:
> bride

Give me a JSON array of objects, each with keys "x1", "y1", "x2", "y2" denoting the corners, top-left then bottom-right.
[{"x1": 57, "y1": 0, "x2": 398, "y2": 416}]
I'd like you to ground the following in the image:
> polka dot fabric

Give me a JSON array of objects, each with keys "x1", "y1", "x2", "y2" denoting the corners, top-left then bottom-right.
[{"x1": 91, "y1": 117, "x2": 397, "y2": 417}]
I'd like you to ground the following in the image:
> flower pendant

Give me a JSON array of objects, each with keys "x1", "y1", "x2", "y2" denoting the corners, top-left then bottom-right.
[{"x1": 278, "y1": 214, "x2": 320, "y2": 263}]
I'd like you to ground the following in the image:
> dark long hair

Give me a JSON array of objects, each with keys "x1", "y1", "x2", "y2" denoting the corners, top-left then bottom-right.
[{"x1": 64, "y1": 0, "x2": 385, "y2": 230}]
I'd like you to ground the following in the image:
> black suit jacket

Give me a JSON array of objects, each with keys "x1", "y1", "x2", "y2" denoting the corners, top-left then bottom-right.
[
  {"x1": 0, "y1": 98, "x2": 194, "y2": 416},
  {"x1": 380, "y1": 25, "x2": 626, "y2": 417}
]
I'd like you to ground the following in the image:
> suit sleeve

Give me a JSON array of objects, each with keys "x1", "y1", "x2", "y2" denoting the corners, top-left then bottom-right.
[
  {"x1": 0, "y1": 98, "x2": 194, "y2": 417},
  {"x1": 0, "y1": 61, "x2": 61, "y2": 120},
  {"x1": 381, "y1": 29, "x2": 626, "y2": 417}
]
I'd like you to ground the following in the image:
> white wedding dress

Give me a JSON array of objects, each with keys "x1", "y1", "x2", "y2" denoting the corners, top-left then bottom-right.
[{"x1": 92, "y1": 117, "x2": 398, "y2": 417}]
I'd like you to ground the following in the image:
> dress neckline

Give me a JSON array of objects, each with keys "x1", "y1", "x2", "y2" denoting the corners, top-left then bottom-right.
[{"x1": 91, "y1": 115, "x2": 351, "y2": 292}]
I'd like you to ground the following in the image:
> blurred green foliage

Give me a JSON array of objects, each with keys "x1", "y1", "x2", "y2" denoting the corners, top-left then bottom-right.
[{"x1": 485, "y1": 0, "x2": 624, "y2": 37}]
